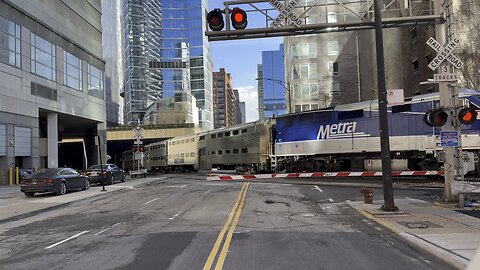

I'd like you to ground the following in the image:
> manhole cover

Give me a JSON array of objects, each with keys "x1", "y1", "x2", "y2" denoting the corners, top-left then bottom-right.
[{"x1": 398, "y1": 221, "x2": 443, "y2": 229}]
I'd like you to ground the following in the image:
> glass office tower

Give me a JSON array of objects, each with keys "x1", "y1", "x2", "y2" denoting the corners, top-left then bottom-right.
[
  {"x1": 123, "y1": 0, "x2": 213, "y2": 130},
  {"x1": 261, "y1": 44, "x2": 286, "y2": 118}
]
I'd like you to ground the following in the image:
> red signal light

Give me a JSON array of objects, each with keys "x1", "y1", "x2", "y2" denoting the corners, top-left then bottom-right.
[
  {"x1": 424, "y1": 108, "x2": 448, "y2": 127},
  {"x1": 231, "y1": 8, "x2": 247, "y2": 30},
  {"x1": 207, "y1": 9, "x2": 224, "y2": 31},
  {"x1": 139, "y1": 146, "x2": 145, "y2": 152},
  {"x1": 131, "y1": 146, "x2": 138, "y2": 152},
  {"x1": 458, "y1": 107, "x2": 478, "y2": 125}
]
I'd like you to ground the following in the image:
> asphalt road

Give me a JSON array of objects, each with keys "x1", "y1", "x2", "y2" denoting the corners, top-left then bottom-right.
[{"x1": 0, "y1": 176, "x2": 452, "y2": 270}]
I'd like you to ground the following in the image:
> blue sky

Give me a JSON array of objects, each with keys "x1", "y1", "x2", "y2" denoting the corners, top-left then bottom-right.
[{"x1": 208, "y1": 0, "x2": 282, "y2": 122}]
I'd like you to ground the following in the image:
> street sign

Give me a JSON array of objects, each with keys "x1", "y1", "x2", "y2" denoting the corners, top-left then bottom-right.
[
  {"x1": 269, "y1": 0, "x2": 303, "y2": 29},
  {"x1": 134, "y1": 139, "x2": 143, "y2": 145},
  {"x1": 387, "y1": 89, "x2": 404, "y2": 106},
  {"x1": 440, "y1": 131, "x2": 459, "y2": 147},
  {"x1": 427, "y1": 37, "x2": 464, "y2": 70},
  {"x1": 134, "y1": 152, "x2": 143, "y2": 160},
  {"x1": 451, "y1": 181, "x2": 480, "y2": 195},
  {"x1": 433, "y1": 73, "x2": 459, "y2": 82}
]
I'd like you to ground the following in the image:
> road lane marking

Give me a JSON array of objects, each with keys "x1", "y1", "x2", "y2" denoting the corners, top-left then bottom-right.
[
  {"x1": 169, "y1": 211, "x2": 183, "y2": 220},
  {"x1": 214, "y1": 182, "x2": 250, "y2": 270},
  {"x1": 328, "y1": 198, "x2": 334, "y2": 202},
  {"x1": 144, "y1": 198, "x2": 159, "y2": 205},
  {"x1": 203, "y1": 182, "x2": 249, "y2": 270},
  {"x1": 179, "y1": 184, "x2": 187, "y2": 189},
  {"x1": 94, "y1": 222, "x2": 121, "y2": 236},
  {"x1": 314, "y1": 185, "x2": 323, "y2": 193},
  {"x1": 45, "y1": 231, "x2": 89, "y2": 249}
]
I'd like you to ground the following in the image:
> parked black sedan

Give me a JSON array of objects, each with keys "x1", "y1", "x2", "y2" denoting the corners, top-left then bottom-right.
[
  {"x1": 21, "y1": 168, "x2": 90, "y2": 197},
  {"x1": 86, "y1": 164, "x2": 126, "y2": 185}
]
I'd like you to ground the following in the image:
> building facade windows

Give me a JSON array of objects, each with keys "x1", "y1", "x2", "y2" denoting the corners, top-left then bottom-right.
[
  {"x1": 88, "y1": 64, "x2": 104, "y2": 99},
  {"x1": 328, "y1": 61, "x2": 339, "y2": 76},
  {"x1": 293, "y1": 83, "x2": 318, "y2": 100},
  {"x1": 31, "y1": 33, "x2": 56, "y2": 81},
  {"x1": 330, "y1": 81, "x2": 340, "y2": 96},
  {"x1": 293, "y1": 63, "x2": 317, "y2": 79},
  {"x1": 0, "y1": 16, "x2": 21, "y2": 68},
  {"x1": 63, "y1": 51, "x2": 82, "y2": 91},
  {"x1": 327, "y1": 40, "x2": 339, "y2": 55},
  {"x1": 292, "y1": 43, "x2": 317, "y2": 59}
]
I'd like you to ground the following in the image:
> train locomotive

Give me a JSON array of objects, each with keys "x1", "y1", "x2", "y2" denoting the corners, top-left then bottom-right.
[{"x1": 125, "y1": 89, "x2": 480, "y2": 175}]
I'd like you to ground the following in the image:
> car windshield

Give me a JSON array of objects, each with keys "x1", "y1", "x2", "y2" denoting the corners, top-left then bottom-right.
[
  {"x1": 87, "y1": 165, "x2": 109, "y2": 170},
  {"x1": 30, "y1": 168, "x2": 61, "y2": 178}
]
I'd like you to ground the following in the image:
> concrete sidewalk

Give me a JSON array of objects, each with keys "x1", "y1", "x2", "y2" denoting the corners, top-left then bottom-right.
[
  {"x1": 349, "y1": 198, "x2": 480, "y2": 270},
  {"x1": 0, "y1": 176, "x2": 167, "y2": 223}
]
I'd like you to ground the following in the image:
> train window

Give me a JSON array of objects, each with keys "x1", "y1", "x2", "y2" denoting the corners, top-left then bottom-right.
[
  {"x1": 181, "y1": 140, "x2": 185, "y2": 144},
  {"x1": 191, "y1": 152, "x2": 194, "y2": 157},
  {"x1": 211, "y1": 134, "x2": 216, "y2": 139},
  {"x1": 225, "y1": 132, "x2": 230, "y2": 136},
  {"x1": 241, "y1": 129, "x2": 248, "y2": 133},
  {"x1": 233, "y1": 130, "x2": 239, "y2": 135},
  {"x1": 218, "y1": 133, "x2": 223, "y2": 138},
  {"x1": 392, "y1": 104, "x2": 411, "y2": 113},
  {"x1": 241, "y1": 148, "x2": 248, "y2": 153},
  {"x1": 211, "y1": 151, "x2": 215, "y2": 155},
  {"x1": 233, "y1": 149, "x2": 239, "y2": 154},
  {"x1": 218, "y1": 150, "x2": 223, "y2": 155},
  {"x1": 226, "y1": 150, "x2": 231, "y2": 154},
  {"x1": 338, "y1": 109, "x2": 364, "y2": 120},
  {"x1": 200, "y1": 135, "x2": 205, "y2": 141},
  {"x1": 191, "y1": 138, "x2": 195, "y2": 142}
]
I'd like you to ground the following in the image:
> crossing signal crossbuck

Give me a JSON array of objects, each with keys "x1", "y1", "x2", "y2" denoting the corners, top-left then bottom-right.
[
  {"x1": 423, "y1": 107, "x2": 477, "y2": 127},
  {"x1": 207, "y1": 7, "x2": 247, "y2": 31}
]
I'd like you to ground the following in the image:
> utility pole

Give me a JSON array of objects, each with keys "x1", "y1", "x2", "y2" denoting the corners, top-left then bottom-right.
[{"x1": 373, "y1": 0, "x2": 396, "y2": 211}]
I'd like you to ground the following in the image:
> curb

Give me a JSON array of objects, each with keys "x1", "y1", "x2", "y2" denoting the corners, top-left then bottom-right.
[
  {"x1": 0, "y1": 177, "x2": 167, "y2": 224},
  {"x1": 353, "y1": 207, "x2": 467, "y2": 270}
]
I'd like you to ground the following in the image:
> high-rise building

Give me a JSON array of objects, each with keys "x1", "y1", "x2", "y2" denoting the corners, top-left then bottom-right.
[
  {"x1": 233, "y1": 89, "x2": 242, "y2": 125},
  {"x1": 213, "y1": 68, "x2": 236, "y2": 128},
  {"x1": 0, "y1": 0, "x2": 107, "y2": 177},
  {"x1": 122, "y1": 0, "x2": 213, "y2": 130},
  {"x1": 240, "y1": 102, "x2": 246, "y2": 124},
  {"x1": 257, "y1": 64, "x2": 265, "y2": 120},
  {"x1": 102, "y1": 0, "x2": 124, "y2": 126},
  {"x1": 286, "y1": 0, "x2": 362, "y2": 113},
  {"x1": 261, "y1": 44, "x2": 286, "y2": 117}
]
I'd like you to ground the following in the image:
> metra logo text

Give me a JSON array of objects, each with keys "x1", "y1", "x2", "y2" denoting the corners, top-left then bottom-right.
[{"x1": 317, "y1": 122, "x2": 357, "y2": 140}]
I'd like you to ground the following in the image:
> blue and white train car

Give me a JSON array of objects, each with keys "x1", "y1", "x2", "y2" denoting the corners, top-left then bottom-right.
[{"x1": 274, "y1": 89, "x2": 480, "y2": 173}]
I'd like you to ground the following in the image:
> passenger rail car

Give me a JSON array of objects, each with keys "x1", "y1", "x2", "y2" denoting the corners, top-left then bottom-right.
[
  {"x1": 145, "y1": 141, "x2": 167, "y2": 172},
  {"x1": 275, "y1": 89, "x2": 480, "y2": 173},
  {"x1": 197, "y1": 119, "x2": 275, "y2": 174},
  {"x1": 167, "y1": 134, "x2": 199, "y2": 172}
]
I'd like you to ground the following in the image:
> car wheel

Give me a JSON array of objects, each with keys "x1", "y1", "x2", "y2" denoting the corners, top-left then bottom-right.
[
  {"x1": 83, "y1": 179, "x2": 90, "y2": 190},
  {"x1": 56, "y1": 181, "x2": 67, "y2": 196},
  {"x1": 24, "y1": 192, "x2": 35, "y2": 197}
]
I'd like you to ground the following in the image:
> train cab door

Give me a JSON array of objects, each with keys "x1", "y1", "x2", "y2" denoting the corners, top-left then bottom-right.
[{"x1": 199, "y1": 148, "x2": 207, "y2": 170}]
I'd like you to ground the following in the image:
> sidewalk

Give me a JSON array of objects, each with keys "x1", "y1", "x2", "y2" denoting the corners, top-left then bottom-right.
[
  {"x1": 0, "y1": 176, "x2": 166, "y2": 223},
  {"x1": 348, "y1": 198, "x2": 480, "y2": 270}
]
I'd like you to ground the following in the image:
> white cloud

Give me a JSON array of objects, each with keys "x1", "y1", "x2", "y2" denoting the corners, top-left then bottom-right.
[{"x1": 235, "y1": 85, "x2": 259, "y2": 122}]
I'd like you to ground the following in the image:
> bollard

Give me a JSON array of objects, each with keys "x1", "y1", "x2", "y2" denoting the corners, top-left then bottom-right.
[
  {"x1": 16, "y1": 167, "x2": 19, "y2": 185},
  {"x1": 361, "y1": 187, "x2": 373, "y2": 204},
  {"x1": 9, "y1": 167, "x2": 13, "y2": 186}
]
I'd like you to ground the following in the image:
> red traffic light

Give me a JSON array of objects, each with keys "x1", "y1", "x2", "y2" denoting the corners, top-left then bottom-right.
[
  {"x1": 458, "y1": 107, "x2": 478, "y2": 125},
  {"x1": 424, "y1": 108, "x2": 448, "y2": 127},
  {"x1": 207, "y1": 9, "x2": 224, "y2": 31},
  {"x1": 231, "y1": 8, "x2": 247, "y2": 30}
]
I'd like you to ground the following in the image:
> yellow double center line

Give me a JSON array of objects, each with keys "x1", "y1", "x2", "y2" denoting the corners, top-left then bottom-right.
[{"x1": 203, "y1": 182, "x2": 250, "y2": 270}]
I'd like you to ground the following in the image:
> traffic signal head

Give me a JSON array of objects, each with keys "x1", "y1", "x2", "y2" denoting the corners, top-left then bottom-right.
[
  {"x1": 131, "y1": 146, "x2": 138, "y2": 152},
  {"x1": 458, "y1": 107, "x2": 478, "y2": 125},
  {"x1": 207, "y1": 9, "x2": 224, "y2": 31},
  {"x1": 424, "y1": 108, "x2": 448, "y2": 127},
  {"x1": 139, "y1": 146, "x2": 146, "y2": 152},
  {"x1": 231, "y1": 8, "x2": 247, "y2": 30}
]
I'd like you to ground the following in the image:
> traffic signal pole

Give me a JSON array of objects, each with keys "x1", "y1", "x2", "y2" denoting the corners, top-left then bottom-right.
[{"x1": 434, "y1": 0, "x2": 463, "y2": 202}]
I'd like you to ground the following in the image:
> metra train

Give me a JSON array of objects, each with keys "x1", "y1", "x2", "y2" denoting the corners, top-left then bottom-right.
[{"x1": 122, "y1": 89, "x2": 480, "y2": 175}]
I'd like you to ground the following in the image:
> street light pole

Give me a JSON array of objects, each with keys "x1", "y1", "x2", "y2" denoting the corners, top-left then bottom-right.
[
  {"x1": 255, "y1": 77, "x2": 292, "y2": 114},
  {"x1": 373, "y1": 0, "x2": 396, "y2": 211}
]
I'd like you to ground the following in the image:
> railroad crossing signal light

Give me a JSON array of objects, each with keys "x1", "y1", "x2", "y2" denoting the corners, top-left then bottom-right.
[
  {"x1": 231, "y1": 8, "x2": 247, "y2": 30},
  {"x1": 424, "y1": 108, "x2": 448, "y2": 127},
  {"x1": 207, "y1": 9, "x2": 224, "y2": 31},
  {"x1": 458, "y1": 107, "x2": 478, "y2": 125},
  {"x1": 131, "y1": 146, "x2": 138, "y2": 152},
  {"x1": 139, "y1": 146, "x2": 146, "y2": 152}
]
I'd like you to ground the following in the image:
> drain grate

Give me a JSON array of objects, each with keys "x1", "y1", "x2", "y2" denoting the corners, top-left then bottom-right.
[{"x1": 398, "y1": 221, "x2": 443, "y2": 229}]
